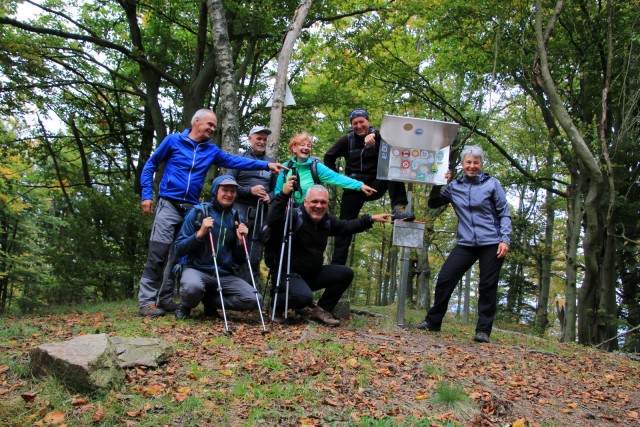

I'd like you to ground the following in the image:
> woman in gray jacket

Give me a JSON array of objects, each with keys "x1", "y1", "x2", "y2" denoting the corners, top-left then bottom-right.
[{"x1": 417, "y1": 145, "x2": 511, "y2": 343}]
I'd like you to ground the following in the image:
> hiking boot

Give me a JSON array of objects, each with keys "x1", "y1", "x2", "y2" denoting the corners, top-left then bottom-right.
[
  {"x1": 392, "y1": 205, "x2": 415, "y2": 222},
  {"x1": 174, "y1": 305, "x2": 191, "y2": 320},
  {"x1": 416, "y1": 319, "x2": 440, "y2": 331},
  {"x1": 139, "y1": 304, "x2": 166, "y2": 318},
  {"x1": 158, "y1": 300, "x2": 178, "y2": 313},
  {"x1": 310, "y1": 306, "x2": 341, "y2": 327},
  {"x1": 473, "y1": 332, "x2": 490, "y2": 343}
]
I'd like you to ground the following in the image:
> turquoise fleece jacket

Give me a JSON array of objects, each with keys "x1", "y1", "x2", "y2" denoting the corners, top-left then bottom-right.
[{"x1": 274, "y1": 157, "x2": 364, "y2": 204}]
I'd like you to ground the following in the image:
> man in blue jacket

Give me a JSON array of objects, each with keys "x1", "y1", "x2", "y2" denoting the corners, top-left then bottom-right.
[
  {"x1": 138, "y1": 109, "x2": 284, "y2": 317},
  {"x1": 173, "y1": 175, "x2": 262, "y2": 320}
]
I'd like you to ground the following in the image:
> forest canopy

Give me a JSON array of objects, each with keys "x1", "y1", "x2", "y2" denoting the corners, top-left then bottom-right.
[{"x1": 0, "y1": 0, "x2": 638, "y2": 352}]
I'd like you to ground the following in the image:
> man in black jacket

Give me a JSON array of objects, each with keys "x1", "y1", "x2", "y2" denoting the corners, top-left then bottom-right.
[
  {"x1": 264, "y1": 176, "x2": 392, "y2": 326},
  {"x1": 229, "y1": 126, "x2": 277, "y2": 286},
  {"x1": 324, "y1": 108, "x2": 414, "y2": 266}
]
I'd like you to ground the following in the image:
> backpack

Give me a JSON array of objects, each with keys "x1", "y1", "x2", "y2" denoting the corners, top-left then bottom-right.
[
  {"x1": 347, "y1": 125, "x2": 377, "y2": 153},
  {"x1": 285, "y1": 157, "x2": 321, "y2": 185}
]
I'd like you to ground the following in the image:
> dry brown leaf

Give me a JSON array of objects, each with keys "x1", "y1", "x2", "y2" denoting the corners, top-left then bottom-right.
[
  {"x1": 42, "y1": 410, "x2": 66, "y2": 425},
  {"x1": 323, "y1": 398, "x2": 339, "y2": 406},
  {"x1": 92, "y1": 407, "x2": 105, "y2": 422},
  {"x1": 512, "y1": 418, "x2": 527, "y2": 427},
  {"x1": 173, "y1": 392, "x2": 189, "y2": 403},
  {"x1": 21, "y1": 392, "x2": 37, "y2": 403},
  {"x1": 71, "y1": 397, "x2": 88, "y2": 406}
]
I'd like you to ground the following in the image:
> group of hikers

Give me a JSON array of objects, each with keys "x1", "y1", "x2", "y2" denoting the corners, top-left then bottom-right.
[{"x1": 137, "y1": 108, "x2": 511, "y2": 342}]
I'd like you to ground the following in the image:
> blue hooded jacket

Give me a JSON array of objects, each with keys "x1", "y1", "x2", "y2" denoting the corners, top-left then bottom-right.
[
  {"x1": 174, "y1": 175, "x2": 244, "y2": 276},
  {"x1": 140, "y1": 129, "x2": 269, "y2": 204},
  {"x1": 428, "y1": 171, "x2": 511, "y2": 246}
]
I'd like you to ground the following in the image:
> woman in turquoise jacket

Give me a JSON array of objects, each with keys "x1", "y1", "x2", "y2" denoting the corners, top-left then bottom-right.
[{"x1": 274, "y1": 133, "x2": 375, "y2": 205}]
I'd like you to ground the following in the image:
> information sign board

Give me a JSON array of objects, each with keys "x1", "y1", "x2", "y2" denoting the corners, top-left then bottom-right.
[{"x1": 376, "y1": 115, "x2": 459, "y2": 185}]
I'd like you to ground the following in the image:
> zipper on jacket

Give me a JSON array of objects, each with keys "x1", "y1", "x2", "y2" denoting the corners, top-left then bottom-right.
[{"x1": 183, "y1": 143, "x2": 202, "y2": 200}]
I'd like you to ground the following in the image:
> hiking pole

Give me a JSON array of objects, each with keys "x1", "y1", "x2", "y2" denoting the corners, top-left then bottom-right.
[
  {"x1": 248, "y1": 199, "x2": 264, "y2": 260},
  {"x1": 282, "y1": 198, "x2": 294, "y2": 322},
  {"x1": 208, "y1": 226, "x2": 232, "y2": 335},
  {"x1": 241, "y1": 234, "x2": 268, "y2": 335},
  {"x1": 270, "y1": 196, "x2": 294, "y2": 327}
]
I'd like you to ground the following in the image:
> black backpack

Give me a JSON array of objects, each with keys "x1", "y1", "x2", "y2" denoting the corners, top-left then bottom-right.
[{"x1": 284, "y1": 157, "x2": 321, "y2": 185}]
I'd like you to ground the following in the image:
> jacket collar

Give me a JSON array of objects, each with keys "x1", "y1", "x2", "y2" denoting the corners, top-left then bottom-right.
[{"x1": 458, "y1": 171, "x2": 490, "y2": 184}]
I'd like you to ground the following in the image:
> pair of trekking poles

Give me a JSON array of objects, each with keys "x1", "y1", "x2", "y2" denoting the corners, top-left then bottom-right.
[
  {"x1": 206, "y1": 204, "x2": 268, "y2": 336},
  {"x1": 269, "y1": 171, "x2": 305, "y2": 329},
  {"x1": 207, "y1": 190, "x2": 297, "y2": 335}
]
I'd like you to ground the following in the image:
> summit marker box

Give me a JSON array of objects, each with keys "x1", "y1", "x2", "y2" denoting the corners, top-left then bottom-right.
[{"x1": 376, "y1": 115, "x2": 459, "y2": 185}]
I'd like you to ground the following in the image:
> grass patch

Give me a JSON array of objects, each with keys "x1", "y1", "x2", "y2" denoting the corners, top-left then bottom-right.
[
  {"x1": 1, "y1": 300, "x2": 637, "y2": 427},
  {"x1": 428, "y1": 381, "x2": 477, "y2": 421}
]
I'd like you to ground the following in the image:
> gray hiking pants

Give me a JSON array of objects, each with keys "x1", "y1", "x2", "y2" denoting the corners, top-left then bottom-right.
[
  {"x1": 138, "y1": 198, "x2": 187, "y2": 308},
  {"x1": 180, "y1": 268, "x2": 263, "y2": 311}
]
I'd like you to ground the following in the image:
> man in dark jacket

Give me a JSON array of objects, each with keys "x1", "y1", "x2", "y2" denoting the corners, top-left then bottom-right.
[
  {"x1": 229, "y1": 125, "x2": 276, "y2": 286},
  {"x1": 264, "y1": 176, "x2": 392, "y2": 326},
  {"x1": 138, "y1": 109, "x2": 284, "y2": 317},
  {"x1": 173, "y1": 175, "x2": 262, "y2": 320},
  {"x1": 324, "y1": 108, "x2": 414, "y2": 266}
]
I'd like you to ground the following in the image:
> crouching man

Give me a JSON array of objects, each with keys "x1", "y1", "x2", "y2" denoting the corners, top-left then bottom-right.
[
  {"x1": 173, "y1": 175, "x2": 263, "y2": 320},
  {"x1": 264, "y1": 176, "x2": 392, "y2": 326}
]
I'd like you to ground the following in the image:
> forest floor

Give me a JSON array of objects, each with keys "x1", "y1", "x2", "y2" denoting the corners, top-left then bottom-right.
[{"x1": 0, "y1": 300, "x2": 639, "y2": 427}]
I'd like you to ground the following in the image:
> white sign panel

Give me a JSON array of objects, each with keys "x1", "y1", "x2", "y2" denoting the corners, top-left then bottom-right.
[{"x1": 377, "y1": 115, "x2": 459, "y2": 185}]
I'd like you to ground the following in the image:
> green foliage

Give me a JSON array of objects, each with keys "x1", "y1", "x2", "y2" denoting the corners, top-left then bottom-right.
[{"x1": 0, "y1": 0, "x2": 638, "y2": 346}]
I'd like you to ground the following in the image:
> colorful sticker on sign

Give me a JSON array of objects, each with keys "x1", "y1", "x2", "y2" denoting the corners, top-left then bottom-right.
[
  {"x1": 393, "y1": 149, "x2": 401, "y2": 156},
  {"x1": 403, "y1": 123, "x2": 413, "y2": 131},
  {"x1": 401, "y1": 149, "x2": 411, "y2": 158},
  {"x1": 401, "y1": 160, "x2": 411, "y2": 169},
  {"x1": 415, "y1": 128, "x2": 424, "y2": 135},
  {"x1": 411, "y1": 149, "x2": 420, "y2": 157}
]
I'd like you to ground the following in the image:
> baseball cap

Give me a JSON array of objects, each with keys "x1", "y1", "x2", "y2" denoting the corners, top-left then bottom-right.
[
  {"x1": 249, "y1": 125, "x2": 272, "y2": 136},
  {"x1": 218, "y1": 176, "x2": 238, "y2": 186},
  {"x1": 349, "y1": 108, "x2": 369, "y2": 123}
]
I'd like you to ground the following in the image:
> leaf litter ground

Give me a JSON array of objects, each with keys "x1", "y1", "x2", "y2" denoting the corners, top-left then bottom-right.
[{"x1": 0, "y1": 303, "x2": 638, "y2": 426}]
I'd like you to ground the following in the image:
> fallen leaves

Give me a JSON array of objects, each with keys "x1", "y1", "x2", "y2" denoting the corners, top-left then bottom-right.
[
  {"x1": 1, "y1": 307, "x2": 639, "y2": 427},
  {"x1": 35, "y1": 410, "x2": 65, "y2": 426}
]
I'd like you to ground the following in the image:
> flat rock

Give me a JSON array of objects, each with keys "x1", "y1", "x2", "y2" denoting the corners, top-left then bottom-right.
[
  {"x1": 109, "y1": 336, "x2": 173, "y2": 368},
  {"x1": 29, "y1": 333, "x2": 124, "y2": 393}
]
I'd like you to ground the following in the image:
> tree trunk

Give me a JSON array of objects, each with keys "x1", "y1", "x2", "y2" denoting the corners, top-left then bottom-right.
[
  {"x1": 535, "y1": 146, "x2": 555, "y2": 333},
  {"x1": 562, "y1": 170, "x2": 582, "y2": 343},
  {"x1": 535, "y1": 0, "x2": 607, "y2": 345},
  {"x1": 208, "y1": 0, "x2": 240, "y2": 156},
  {"x1": 267, "y1": 0, "x2": 313, "y2": 155},
  {"x1": 595, "y1": 1, "x2": 619, "y2": 350}
]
